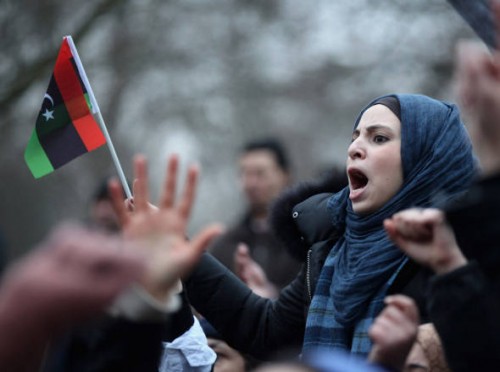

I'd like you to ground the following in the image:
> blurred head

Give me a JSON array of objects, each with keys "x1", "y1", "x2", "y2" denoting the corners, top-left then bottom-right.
[
  {"x1": 404, "y1": 323, "x2": 450, "y2": 372},
  {"x1": 239, "y1": 138, "x2": 290, "y2": 215},
  {"x1": 89, "y1": 178, "x2": 120, "y2": 233},
  {"x1": 347, "y1": 101, "x2": 402, "y2": 215}
]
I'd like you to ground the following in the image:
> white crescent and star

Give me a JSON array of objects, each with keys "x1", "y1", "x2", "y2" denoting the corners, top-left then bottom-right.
[
  {"x1": 42, "y1": 93, "x2": 55, "y2": 122},
  {"x1": 42, "y1": 108, "x2": 54, "y2": 121},
  {"x1": 44, "y1": 93, "x2": 54, "y2": 106}
]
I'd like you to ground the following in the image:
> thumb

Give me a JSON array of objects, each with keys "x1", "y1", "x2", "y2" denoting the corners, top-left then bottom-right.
[
  {"x1": 236, "y1": 243, "x2": 250, "y2": 257},
  {"x1": 189, "y1": 225, "x2": 223, "y2": 259},
  {"x1": 234, "y1": 243, "x2": 250, "y2": 278}
]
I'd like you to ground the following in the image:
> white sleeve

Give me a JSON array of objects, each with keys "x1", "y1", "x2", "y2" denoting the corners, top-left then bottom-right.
[
  {"x1": 159, "y1": 316, "x2": 217, "y2": 372},
  {"x1": 107, "y1": 284, "x2": 181, "y2": 322}
]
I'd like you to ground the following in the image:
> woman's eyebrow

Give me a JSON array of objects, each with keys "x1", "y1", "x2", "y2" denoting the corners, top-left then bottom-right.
[
  {"x1": 365, "y1": 124, "x2": 394, "y2": 133},
  {"x1": 352, "y1": 123, "x2": 395, "y2": 138}
]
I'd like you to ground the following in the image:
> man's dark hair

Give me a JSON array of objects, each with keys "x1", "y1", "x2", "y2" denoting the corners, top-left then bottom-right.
[
  {"x1": 241, "y1": 137, "x2": 290, "y2": 172},
  {"x1": 92, "y1": 178, "x2": 112, "y2": 202},
  {"x1": 91, "y1": 177, "x2": 131, "y2": 202}
]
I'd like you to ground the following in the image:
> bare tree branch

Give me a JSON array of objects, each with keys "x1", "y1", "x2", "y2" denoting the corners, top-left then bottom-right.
[{"x1": 0, "y1": 0, "x2": 126, "y2": 115}]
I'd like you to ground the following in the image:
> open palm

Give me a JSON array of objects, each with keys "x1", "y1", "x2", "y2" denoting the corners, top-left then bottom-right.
[{"x1": 109, "y1": 154, "x2": 221, "y2": 300}]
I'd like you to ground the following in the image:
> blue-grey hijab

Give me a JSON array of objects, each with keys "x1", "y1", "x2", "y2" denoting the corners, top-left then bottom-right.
[{"x1": 303, "y1": 94, "x2": 477, "y2": 356}]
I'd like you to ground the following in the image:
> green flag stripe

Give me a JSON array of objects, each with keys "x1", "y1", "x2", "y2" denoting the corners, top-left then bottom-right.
[
  {"x1": 24, "y1": 130, "x2": 54, "y2": 178},
  {"x1": 36, "y1": 104, "x2": 72, "y2": 137}
]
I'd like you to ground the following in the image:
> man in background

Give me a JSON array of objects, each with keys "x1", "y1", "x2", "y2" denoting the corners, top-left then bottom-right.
[
  {"x1": 209, "y1": 138, "x2": 301, "y2": 295},
  {"x1": 87, "y1": 177, "x2": 122, "y2": 234}
]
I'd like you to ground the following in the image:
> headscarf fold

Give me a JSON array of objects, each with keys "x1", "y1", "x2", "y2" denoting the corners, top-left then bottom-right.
[{"x1": 303, "y1": 94, "x2": 477, "y2": 356}]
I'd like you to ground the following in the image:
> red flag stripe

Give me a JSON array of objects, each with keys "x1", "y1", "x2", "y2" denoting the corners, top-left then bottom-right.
[
  {"x1": 53, "y1": 38, "x2": 105, "y2": 150},
  {"x1": 53, "y1": 39, "x2": 88, "y2": 115},
  {"x1": 73, "y1": 115, "x2": 106, "y2": 151}
]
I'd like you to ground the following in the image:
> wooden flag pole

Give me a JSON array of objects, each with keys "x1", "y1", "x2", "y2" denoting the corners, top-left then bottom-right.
[{"x1": 65, "y1": 35, "x2": 132, "y2": 199}]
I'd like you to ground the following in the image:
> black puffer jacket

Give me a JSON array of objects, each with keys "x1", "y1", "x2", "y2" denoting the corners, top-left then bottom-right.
[
  {"x1": 270, "y1": 172, "x2": 348, "y2": 306},
  {"x1": 270, "y1": 172, "x2": 429, "y2": 310},
  {"x1": 186, "y1": 173, "x2": 429, "y2": 360}
]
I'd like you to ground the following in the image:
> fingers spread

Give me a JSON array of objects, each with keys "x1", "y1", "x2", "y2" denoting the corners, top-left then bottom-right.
[
  {"x1": 133, "y1": 155, "x2": 150, "y2": 211},
  {"x1": 160, "y1": 154, "x2": 179, "y2": 209},
  {"x1": 178, "y1": 164, "x2": 199, "y2": 220},
  {"x1": 108, "y1": 178, "x2": 129, "y2": 227}
]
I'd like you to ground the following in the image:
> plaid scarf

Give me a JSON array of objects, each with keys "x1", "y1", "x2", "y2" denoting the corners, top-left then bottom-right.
[{"x1": 303, "y1": 94, "x2": 477, "y2": 357}]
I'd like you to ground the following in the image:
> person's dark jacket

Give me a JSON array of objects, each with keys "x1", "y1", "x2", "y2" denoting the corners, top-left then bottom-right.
[
  {"x1": 427, "y1": 173, "x2": 500, "y2": 371},
  {"x1": 208, "y1": 211, "x2": 302, "y2": 290},
  {"x1": 185, "y1": 174, "x2": 430, "y2": 360},
  {"x1": 42, "y1": 291, "x2": 194, "y2": 372},
  {"x1": 42, "y1": 317, "x2": 166, "y2": 372}
]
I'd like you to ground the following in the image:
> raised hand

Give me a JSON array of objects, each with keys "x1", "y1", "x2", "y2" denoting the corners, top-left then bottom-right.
[
  {"x1": 454, "y1": 0, "x2": 500, "y2": 176},
  {"x1": 0, "y1": 224, "x2": 145, "y2": 370},
  {"x1": 0, "y1": 224, "x2": 144, "y2": 327},
  {"x1": 109, "y1": 154, "x2": 222, "y2": 301},
  {"x1": 368, "y1": 295, "x2": 419, "y2": 372},
  {"x1": 384, "y1": 208, "x2": 466, "y2": 274},
  {"x1": 234, "y1": 243, "x2": 278, "y2": 298},
  {"x1": 207, "y1": 338, "x2": 246, "y2": 372}
]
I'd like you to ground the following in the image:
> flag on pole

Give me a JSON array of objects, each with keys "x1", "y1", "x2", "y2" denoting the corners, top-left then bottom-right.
[{"x1": 24, "y1": 36, "x2": 106, "y2": 178}]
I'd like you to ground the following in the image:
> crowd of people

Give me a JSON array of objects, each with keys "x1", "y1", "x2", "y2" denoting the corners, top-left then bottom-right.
[{"x1": 1, "y1": 1, "x2": 500, "y2": 371}]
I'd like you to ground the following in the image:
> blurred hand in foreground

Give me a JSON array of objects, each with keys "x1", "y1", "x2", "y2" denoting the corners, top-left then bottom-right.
[{"x1": 109, "y1": 154, "x2": 222, "y2": 301}]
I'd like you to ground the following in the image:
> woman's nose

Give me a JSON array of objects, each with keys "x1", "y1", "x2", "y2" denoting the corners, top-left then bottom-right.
[{"x1": 348, "y1": 139, "x2": 366, "y2": 160}]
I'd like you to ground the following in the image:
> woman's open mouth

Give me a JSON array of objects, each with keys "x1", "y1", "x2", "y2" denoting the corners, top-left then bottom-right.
[{"x1": 348, "y1": 168, "x2": 368, "y2": 200}]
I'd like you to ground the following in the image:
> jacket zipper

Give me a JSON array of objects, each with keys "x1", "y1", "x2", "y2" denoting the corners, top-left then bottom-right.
[{"x1": 306, "y1": 248, "x2": 312, "y2": 302}]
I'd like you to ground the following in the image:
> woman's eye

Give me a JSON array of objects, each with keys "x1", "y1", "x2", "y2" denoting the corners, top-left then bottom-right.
[{"x1": 373, "y1": 135, "x2": 389, "y2": 144}]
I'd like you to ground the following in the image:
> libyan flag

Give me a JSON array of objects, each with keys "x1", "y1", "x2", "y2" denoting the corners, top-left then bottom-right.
[{"x1": 24, "y1": 37, "x2": 106, "y2": 178}]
